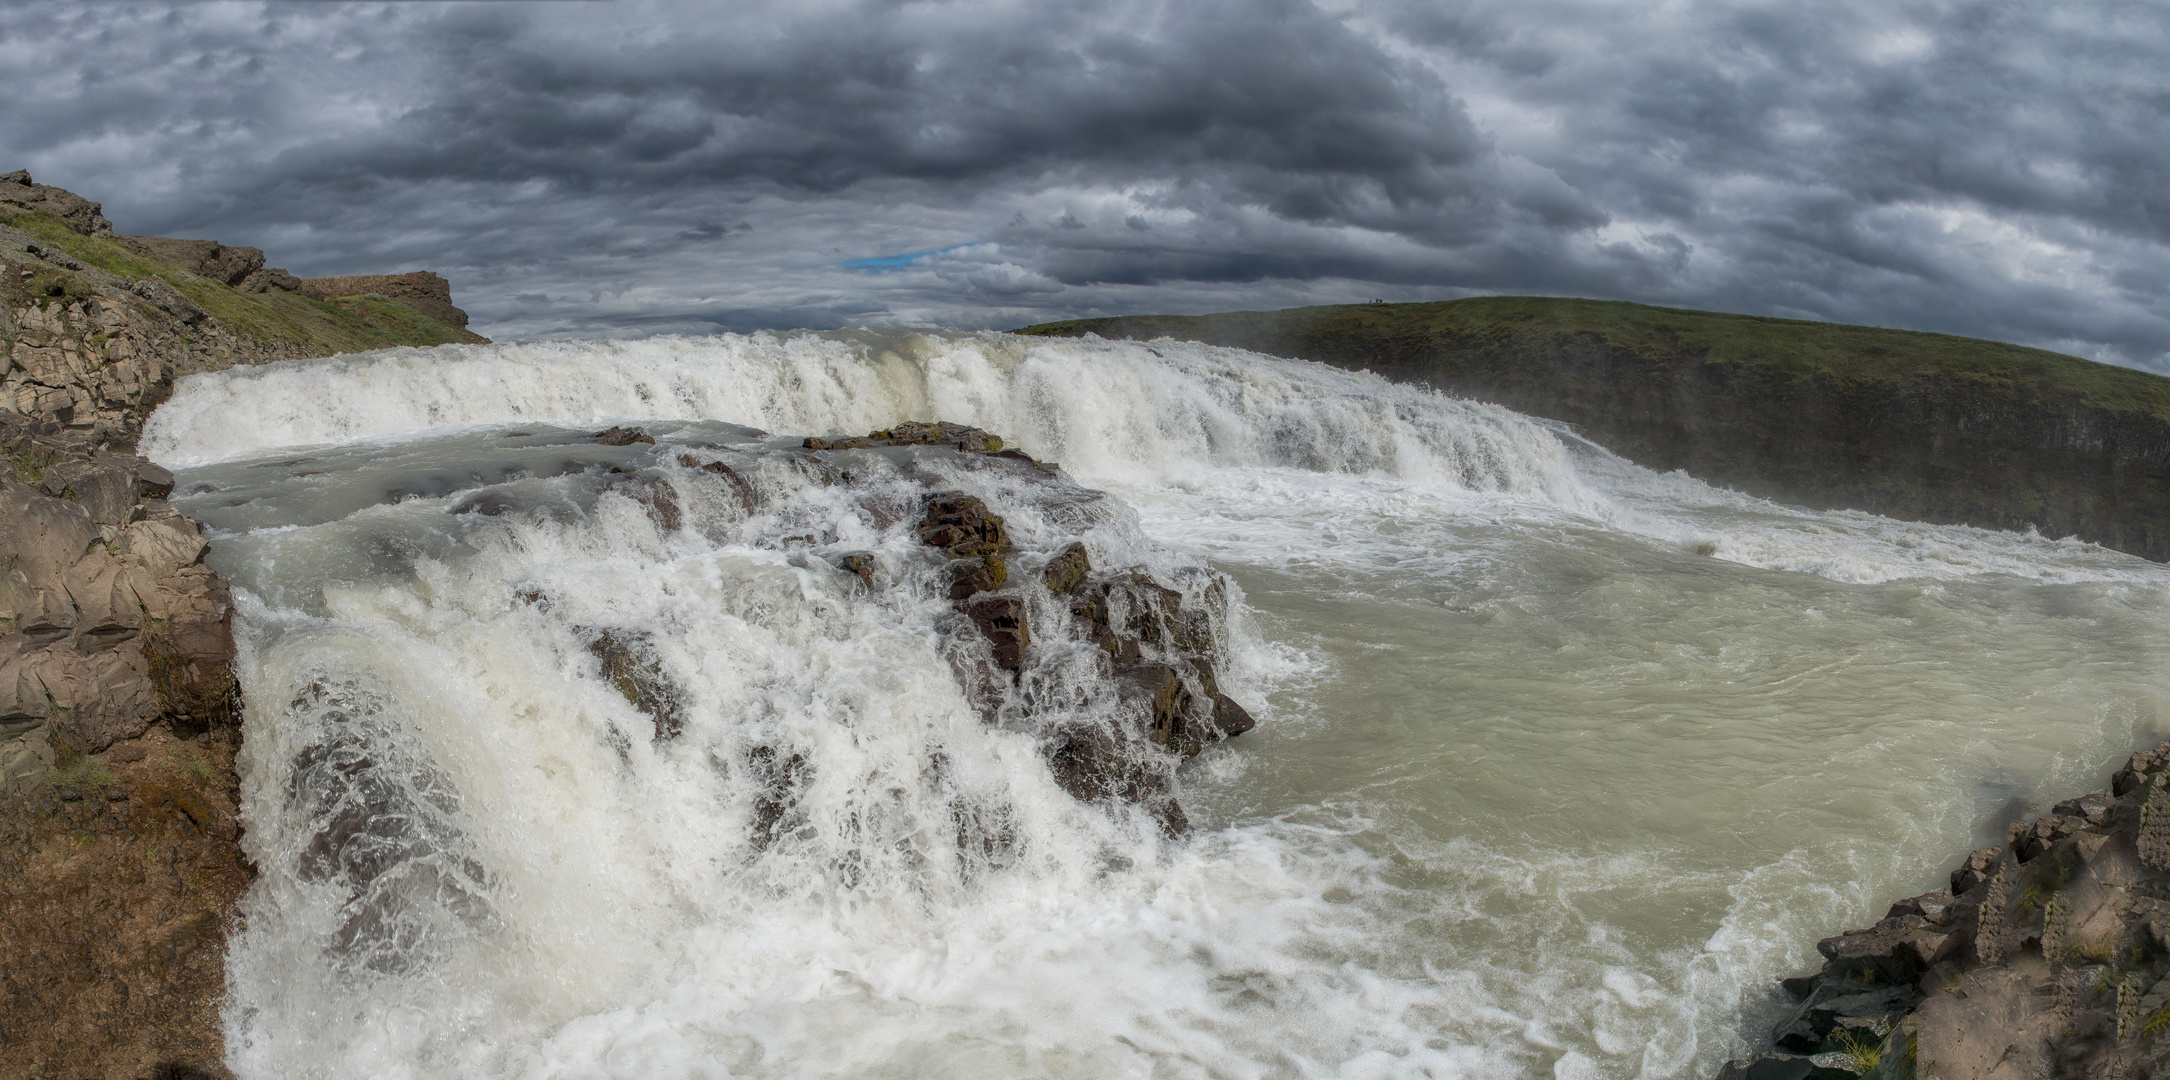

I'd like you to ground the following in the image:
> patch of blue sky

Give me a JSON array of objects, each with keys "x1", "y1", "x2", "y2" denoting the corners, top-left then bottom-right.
[{"x1": 840, "y1": 245, "x2": 971, "y2": 270}]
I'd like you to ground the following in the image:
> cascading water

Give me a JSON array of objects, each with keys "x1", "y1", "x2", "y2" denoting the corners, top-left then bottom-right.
[{"x1": 144, "y1": 331, "x2": 2170, "y2": 1079}]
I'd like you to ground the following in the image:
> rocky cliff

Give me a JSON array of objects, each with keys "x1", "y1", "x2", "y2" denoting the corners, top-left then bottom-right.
[
  {"x1": 2, "y1": 169, "x2": 485, "y2": 448},
  {"x1": 1, "y1": 172, "x2": 485, "y2": 1079},
  {"x1": 1718, "y1": 740, "x2": 2170, "y2": 1080},
  {"x1": 1, "y1": 413, "x2": 250, "y2": 1080},
  {"x1": 1018, "y1": 299, "x2": 2170, "y2": 563}
]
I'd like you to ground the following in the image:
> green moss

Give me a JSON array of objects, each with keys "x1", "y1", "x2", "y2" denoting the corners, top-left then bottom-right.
[
  {"x1": 1018, "y1": 296, "x2": 2170, "y2": 425},
  {"x1": 0, "y1": 204, "x2": 477, "y2": 354}
]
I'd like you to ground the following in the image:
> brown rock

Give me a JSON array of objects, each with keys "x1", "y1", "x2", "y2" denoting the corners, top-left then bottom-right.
[
  {"x1": 125, "y1": 237, "x2": 265, "y2": 287},
  {"x1": 0, "y1": 169, "x2": 114, "y2": 236},
  {"x1": 595, "y1": 425, "x2": 655, "y2": 446},
  {"x1": 965, "y1": 596, "x2": 1030, "y2": 671},
  {"x1": 1042, "y1": 541, "x2": 1091, "y2": 595},
  {"x1": 918, "y1": 492, "x2": 1010, "y2": 558},
  {"x1": 588, "y1": 629, "x2": 682, "y2": 741},
  {"x1": 294, "y1": 270, "x2": 472, "y2": 329}
]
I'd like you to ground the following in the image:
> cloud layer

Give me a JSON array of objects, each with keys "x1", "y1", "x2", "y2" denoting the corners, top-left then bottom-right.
[{"x1": 4, "y1": 0, "x2": 2166, "y2": 367}]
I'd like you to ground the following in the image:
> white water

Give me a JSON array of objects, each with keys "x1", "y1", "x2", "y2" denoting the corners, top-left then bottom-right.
[{"x1": 147, "y1": 331, "x2": 2170, "y2": 1079}]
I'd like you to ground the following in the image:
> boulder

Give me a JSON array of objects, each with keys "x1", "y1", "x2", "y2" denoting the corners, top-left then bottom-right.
[
  {"x1": 965, "y1": 596, "x2": 1030, "y2": 671},
  {"x1": 1042, "y1": 541, "x2": 1091, "y2": 595},
  {"x1": 0, "y1": 169, "x2": 114, "y2": 235},
  {"x1": 587, "y1": 629, "x2": 682, "y2": 741},
  {"x1": 918, "y1": 492, "x2": 1010, "y2": 558},
  {"x1": 126, "y1": 237, "x2": 266, "y2": 287}
]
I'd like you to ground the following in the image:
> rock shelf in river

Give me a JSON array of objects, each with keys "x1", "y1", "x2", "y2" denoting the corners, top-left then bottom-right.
[{"x1": 1721, "y1": 740, "x2": 2170, "y2": 1080}]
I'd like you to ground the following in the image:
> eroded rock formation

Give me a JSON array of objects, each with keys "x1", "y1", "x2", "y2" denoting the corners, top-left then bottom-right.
[
  {"x1": 1723, "y1": 741, "x2": 2170, "y2": 1080},
  {"x1": 3, "y1": 170, "x2": 483, "y2": 446},
  {"x1": 1, "y1": 412, "x2": 249, "y2": 1080}
]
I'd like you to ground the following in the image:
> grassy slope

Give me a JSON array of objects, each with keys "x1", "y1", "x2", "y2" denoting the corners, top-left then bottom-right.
[
  {"x1": 1018, "y1": 297, "x2": 2170, "y2": 423},
  {"x1": 0, "y1": 204, "x2": 482, "y2": 352}
]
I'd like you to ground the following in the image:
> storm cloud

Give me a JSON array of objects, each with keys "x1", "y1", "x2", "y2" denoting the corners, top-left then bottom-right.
[{"x1": 4, "y1": 0, "x2": 2166, "y2": 367}]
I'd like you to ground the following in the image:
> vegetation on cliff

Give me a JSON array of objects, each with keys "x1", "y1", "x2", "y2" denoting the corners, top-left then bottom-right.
[
  {"x1": 1019, "y1": 298, "x2": 2170, "y2": 562},
  {"x1": 0, "y1": 202, "x2": 481, "y2": 356}
]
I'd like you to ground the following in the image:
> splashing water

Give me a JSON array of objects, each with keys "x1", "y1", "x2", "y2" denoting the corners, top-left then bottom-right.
[{"x1": 148, "y1": 331, "x2": 2170, "y2": 1079}]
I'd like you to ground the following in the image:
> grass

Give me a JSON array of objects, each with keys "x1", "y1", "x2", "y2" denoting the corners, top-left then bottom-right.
[
  {"x1": 2143, "y1": 1003, "x2": 2170, "y2": 1039},
  {"x1": 1833, "y1": 1028, "x2": 1882, "y2": 1074},
  {"x1": 0, "y1": 204, "x2": 480, "y2": 354},
  {"x1": 49, "y1": 757, "x2": 116, "y2": 799},
  {"x1": 1017, "y1": 295, "x2": 2170, "y2": 423}
]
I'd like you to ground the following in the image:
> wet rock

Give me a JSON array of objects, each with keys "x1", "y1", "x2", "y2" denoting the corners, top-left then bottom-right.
[
  {"x1": 918, "y1": 492, "x2": 1010, "y2": 558},
  {"x1": 747, "y1": 745, "x2": 808, "y2": 849},
  {"x1": 806, "y1": 419, "x2": 1006, "y2": 454},
  {"x1": 837, "y1": 551, "x2": 879, "y2": 587},
  {"x1": 678, "y1": 453, "x2": 756, "y2": 513},
  {"x1": 586, "y1": 629, "x2": 682, "y2": 740},
  {"x1": 965, "y1": 596, "x2": 1030, "y2": 671},
  {"x1": 1042, "y1": 541, "x2": 1091, "y2": 595},
  {"x1": 610, "y1": 473, "x2": 682, "y2": 532},
  {"x1": 593, "y1": 425, "x2": 655, "y2": 446},
  {"x1": 946, "y1": 555, "x2": 1009, "y2": 601},
  {"x1": 1714, "y1": 1053, "x2": 1859, "y2": 1080}
]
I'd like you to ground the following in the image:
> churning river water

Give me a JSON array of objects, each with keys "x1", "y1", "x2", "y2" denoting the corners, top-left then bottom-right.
[{"x1": 139, "y1": 331, "x2": 2170, "y2": 1080}]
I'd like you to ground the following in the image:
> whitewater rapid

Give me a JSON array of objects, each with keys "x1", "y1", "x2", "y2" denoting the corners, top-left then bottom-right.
[{"x1": 146, "y1": 331, "x2": 2170, "y2": 1079}]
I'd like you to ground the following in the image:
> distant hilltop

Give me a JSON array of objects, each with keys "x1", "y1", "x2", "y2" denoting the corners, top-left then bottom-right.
[{"x1": 1, "y1": 169, "x2": 485, "y2": 446}]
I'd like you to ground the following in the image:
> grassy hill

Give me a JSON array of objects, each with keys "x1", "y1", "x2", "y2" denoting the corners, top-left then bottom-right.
[
  {"x1": 1019, "y1": 297, "x2": 2170, "y2": 561},
  {"x1": 0, "y1": 203, "x2": 482, "y2": 354}
]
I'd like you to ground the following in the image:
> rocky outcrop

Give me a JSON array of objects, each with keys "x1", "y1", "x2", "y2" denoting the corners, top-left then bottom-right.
[
  {"x1": 571, "y1": 420, "x2": 1257, "y2": 838},
  {"x1": 1, "y1": 411, "x2": 248, "y2": 1079},
  {"x1": 0, "y1": 169, "x2": 114, "y2": 237},
  {"x1": 1721, "y1": 741, "x2": 2170, "y2": 1080},
  {"x1": 808, "y1": 419, "x2": 1255, "y2": 833},
  {"x1": 294, "y1": 271, "x2": 471, "y2": 330},
  {"x1": 1019, "y1": 299, "x2": 2170, "y2": 563},
  {"x1": 3, "y1": 170, "x2": 485, "y2": 447},
  {"x1": 126, "y1": 236, "x2": 304, "y2": 295},
  {"x1": 1, "y1": 245, "x2": 309, "y2": 445}
]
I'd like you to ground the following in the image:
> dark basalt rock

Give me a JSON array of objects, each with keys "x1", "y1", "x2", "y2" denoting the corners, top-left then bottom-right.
[
  {"x1": 593, "y1": 425, "x2": 655, "y2": 447},
  {"x1": 964, "y1": 596, "x2": 1029, "y2": 671}
]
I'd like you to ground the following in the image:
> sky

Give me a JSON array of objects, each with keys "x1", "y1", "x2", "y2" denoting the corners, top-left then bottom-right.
[{"x1": 3, "y1": 0, "x2": 2166, "y2": 368}]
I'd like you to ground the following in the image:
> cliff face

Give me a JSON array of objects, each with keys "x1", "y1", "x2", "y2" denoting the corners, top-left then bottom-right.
[
  {"x1": 0, "y1": 172, "x2": 486, "y2": 1078},
  {"x1": 2, "y1": 169, "x2": 486, "y2": 448},
  {"x1": 1, "y1": 413, "x2": 249, "y2": 1080},
  {"x1": 1018, "y1": 298, "x2": 2170, "y2": 563}
]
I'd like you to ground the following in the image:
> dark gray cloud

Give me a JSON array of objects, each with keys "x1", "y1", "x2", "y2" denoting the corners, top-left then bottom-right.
[{"x1": 3, "y1": 0, "x2": 2166, "y2": 367}]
